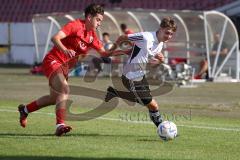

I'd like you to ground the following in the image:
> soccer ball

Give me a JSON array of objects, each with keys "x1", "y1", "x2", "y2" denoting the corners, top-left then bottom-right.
[{"x1": 157, "y1": 121, "x2": 177, "y2": 141}]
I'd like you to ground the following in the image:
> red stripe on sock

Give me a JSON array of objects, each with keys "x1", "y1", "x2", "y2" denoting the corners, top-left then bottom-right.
[
  {"x1": 56, "y1": 107, "x2": 66, "y2": 125},
  {"x1": 26, "y1": 101, "x2": 39, "y2": 113}
]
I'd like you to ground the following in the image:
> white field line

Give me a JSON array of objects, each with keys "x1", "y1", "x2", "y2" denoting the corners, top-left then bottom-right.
[{"x1": 1, "y1": 108, "x2": 240, "y2": 132}]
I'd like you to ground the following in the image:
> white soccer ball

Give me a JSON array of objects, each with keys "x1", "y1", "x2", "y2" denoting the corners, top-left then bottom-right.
[{"x1": 157, "y1": 121, "x2": 178, "y2": 141}]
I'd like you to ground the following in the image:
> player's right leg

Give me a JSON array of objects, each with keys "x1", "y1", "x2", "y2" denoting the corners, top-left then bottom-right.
[
  {"x1": 105, "y1": 75, "x2": 139, "y2": 102},
  {"x1": 49, "y1": 72, "x2": 72, "y2": 136}
]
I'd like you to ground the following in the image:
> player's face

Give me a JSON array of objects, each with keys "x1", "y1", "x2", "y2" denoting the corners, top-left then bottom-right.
[
  {"x1": 158, "y1": 28, "x2": 174, "y2": 42},
  {"x1": 89, "y1": 14, "x2": 103, "y2": 30},
  {"x1": 103, "y1": 35, "x2": 110, "y2": 43}
]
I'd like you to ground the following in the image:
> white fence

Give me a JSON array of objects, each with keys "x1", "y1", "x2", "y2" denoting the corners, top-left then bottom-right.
[
  {"x1": 0, "y1": 23, "x2": 35, "y2": 64},
  {"x1": 0, "y1": 9, "x2": 239, "y2": 81}
]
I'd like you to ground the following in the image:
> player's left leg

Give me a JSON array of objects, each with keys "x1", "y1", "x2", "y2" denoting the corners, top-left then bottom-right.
[
  {"x1": 18, "y1": 55, "x2": 62, "y2": 128},
  {"x1": 18, "y1": 87, "x2": 58, "y2": 128},
  {"x1": 146, "y1": 99, "x2": 163, "y2": 127},
  {"x1": 132, "y1": 77, "x2": 163, "y2": 127},
  {"x1": 132, "y1": 87, "x2": 163, "y2": 127},
  {"x1": 106, "y1": 75, "x2": 163, "y2": 127}
]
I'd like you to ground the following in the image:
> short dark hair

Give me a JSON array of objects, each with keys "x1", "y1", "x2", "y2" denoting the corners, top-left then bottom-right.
[
  {"x1": 84, "y1": 3, "x2": 104, "y2": 18},
  {"x1": 102, "y1": 32, "x2": 110, "y2": 37},
  {"x1": 160, "y1": 17, "x2": 177, "y2": 32},
  {"x1": 120, "y1": 23, "x2": 127, "y2": 30}
]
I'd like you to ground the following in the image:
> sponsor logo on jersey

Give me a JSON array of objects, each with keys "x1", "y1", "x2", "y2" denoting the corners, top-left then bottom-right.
[{"x1": 50, "y1": 60, "x2": 57, "y2": 65}]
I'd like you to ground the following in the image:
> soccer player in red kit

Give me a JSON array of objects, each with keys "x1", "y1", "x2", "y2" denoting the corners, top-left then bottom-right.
[{"x1": 18, "y1": 4, "x2": 113, "y2": 136}]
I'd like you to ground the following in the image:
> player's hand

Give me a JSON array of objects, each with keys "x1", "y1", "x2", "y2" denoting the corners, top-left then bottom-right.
[
  {"x1": 149, "y1": 58, "x2": 161, "y2": 67},
  {"x1": 116, "y1": 35, "x2": 127, "y2": 45},
  {"x1": 63, "y1": 49, "x2": 76, "y2": 58},
  {"x1": 108, "y1": 43, "x2": 118, "y2": 52},
  {"x1": 155, "y1": 53, "x2": 164, "y2": 63},
  {"x1": 107, "y1": 42, "x2": 132, "y2": 56}
]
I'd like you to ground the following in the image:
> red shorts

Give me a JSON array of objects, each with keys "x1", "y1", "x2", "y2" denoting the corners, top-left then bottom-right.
[{"x1": 42, "y1": 53, "x2": 69, "y2": 81}]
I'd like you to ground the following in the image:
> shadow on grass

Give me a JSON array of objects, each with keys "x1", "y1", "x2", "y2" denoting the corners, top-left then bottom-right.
[
  {"x1": 0, "y1": 156, "x2": 142, "y2": 160},
  {"x1": 0, "y1": 133, "x2": 154, "y2": 139},
  {"x1": 137, "y1": 138, "x2": 160, "y2": 142},
  {"x1": 0, "y1": 133, "x2": 54, "y2": 137},
  {"x1": 0, "y1": 156, "x2": 185, "y2": 160}
]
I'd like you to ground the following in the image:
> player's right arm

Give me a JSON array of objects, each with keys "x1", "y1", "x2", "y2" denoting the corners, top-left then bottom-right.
[
  {"x1": 116, "y1": 32, "x2": 144, "y2": 43},
  {"x1": 115, "y1": 35, "x2": 128, "y2": 45},
  {"x1": 51, "y1": 31, "x2": 76, "y2": 58},
  {"x1": 110, "y1": 33, "x2": 144, "y2": 56}
]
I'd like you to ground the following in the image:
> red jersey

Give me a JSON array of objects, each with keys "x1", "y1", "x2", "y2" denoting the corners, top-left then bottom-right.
[
  {"x1": 48, "y1": 19, "x2": 103, "y2": 64},
  {"x1": 124, "y1": 29, "x2": 134, "y2": 35},
  {"x1": 42, "y1": 19, "x2": 103, "y2": 79}
]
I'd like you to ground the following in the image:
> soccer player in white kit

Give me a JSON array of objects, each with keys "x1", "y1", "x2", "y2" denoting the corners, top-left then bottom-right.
[{"x1": 105, "y1": 17, "x2": 177, "y2": 127}]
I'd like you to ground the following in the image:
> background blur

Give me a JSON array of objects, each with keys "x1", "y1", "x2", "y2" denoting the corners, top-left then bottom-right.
[{"x1": 1, "y1": 0, "x2": 240, "y2": 82}]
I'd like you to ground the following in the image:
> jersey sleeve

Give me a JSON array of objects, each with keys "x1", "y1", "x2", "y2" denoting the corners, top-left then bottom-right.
[
  {"x1": 127, "y1": 32, "x2": 144, "y2": 42},
  {"x1": 61, "y1": 20, "x2": 79, "y2": 36}
]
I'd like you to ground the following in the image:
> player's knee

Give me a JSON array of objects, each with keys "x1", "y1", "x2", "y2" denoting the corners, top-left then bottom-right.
[
  {"x1": 53, "y1": 86, "x2": 70, "y2": 103},
  {"x1": 56, "y1": 94, "x2": 69, "y2": 104},
  {"x1": 141, "y1": 97, "x2": 153, "y2": 106},
  {"x1": 48, "y1": 96, "x2": 56, "y2": 105},
  {"x1": 56, "y1": 84, "x2": 70, "y2": 95},
  {"x1": 63, "y1": 85, "x2": 70, "y2": 95},
  {"x1": 50, "y1": 85, "x2": 69, "y2": 95},
  {"x1": 146, "y1": 99, "x2": 159, "y2": 111}
]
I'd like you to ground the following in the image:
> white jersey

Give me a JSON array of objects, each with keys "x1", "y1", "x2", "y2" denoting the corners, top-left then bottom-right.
[{"x1": 123, "y1": 31, "x2": 164, "y2": 80}]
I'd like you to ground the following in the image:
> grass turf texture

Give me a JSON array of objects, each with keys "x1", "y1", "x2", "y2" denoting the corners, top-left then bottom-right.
[{"x1": 0, "y1": 68, "x2": 240, "y2": 160}]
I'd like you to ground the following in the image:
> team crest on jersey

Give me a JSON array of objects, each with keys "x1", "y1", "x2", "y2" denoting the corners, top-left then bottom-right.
[
  {"x1": 79, "y1": 40, "x2": 87, "y2": 50},
  {"x1": 50, "y1": 60, "x2": 57, "y2": 65}
]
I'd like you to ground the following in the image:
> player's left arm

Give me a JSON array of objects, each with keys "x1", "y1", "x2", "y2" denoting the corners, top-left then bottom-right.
[
  {"x1": 98, "y1": 35, "x2": 132, "y2": 57},
  {"x1": 91, "y1": 32, "x2": 123, "y2": 57},
  {"x1": 97, "y1": 46, "x2": 124, "y2": 57},
  {"x1": 99, "y1": 33, "x2": 144, "y2": 57}
]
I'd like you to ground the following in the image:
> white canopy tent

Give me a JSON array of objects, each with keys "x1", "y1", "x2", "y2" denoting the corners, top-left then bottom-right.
[{"x1": 32, "y1": 9, "x2": 239, "y2": 81}]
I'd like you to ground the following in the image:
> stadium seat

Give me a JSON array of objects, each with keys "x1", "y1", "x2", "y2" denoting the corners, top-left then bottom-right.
[{"x1": 0, "y1": 0, "x2": 236, "y2": 22}]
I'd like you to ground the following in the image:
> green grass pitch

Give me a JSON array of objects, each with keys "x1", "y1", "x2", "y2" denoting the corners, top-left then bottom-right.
[{"x1": 0, "y1": 68, "x2": 240, "y2": 160}]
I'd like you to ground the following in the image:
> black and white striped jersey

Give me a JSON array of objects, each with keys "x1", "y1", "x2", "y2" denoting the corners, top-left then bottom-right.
[{"x1": 123, "y1": 31, "x2": 164, "y2": 80}]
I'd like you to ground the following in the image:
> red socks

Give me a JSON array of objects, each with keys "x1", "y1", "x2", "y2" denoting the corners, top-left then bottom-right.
[
  {"x1": 26, "y1": 101, "x2": 66, "y2": 125},
  {"x1": 56, "y1": 107, "x2": 66, "y2": 125},
  {"x1": 26, "y1": 101, "x2": 39, "y2": 113}
]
